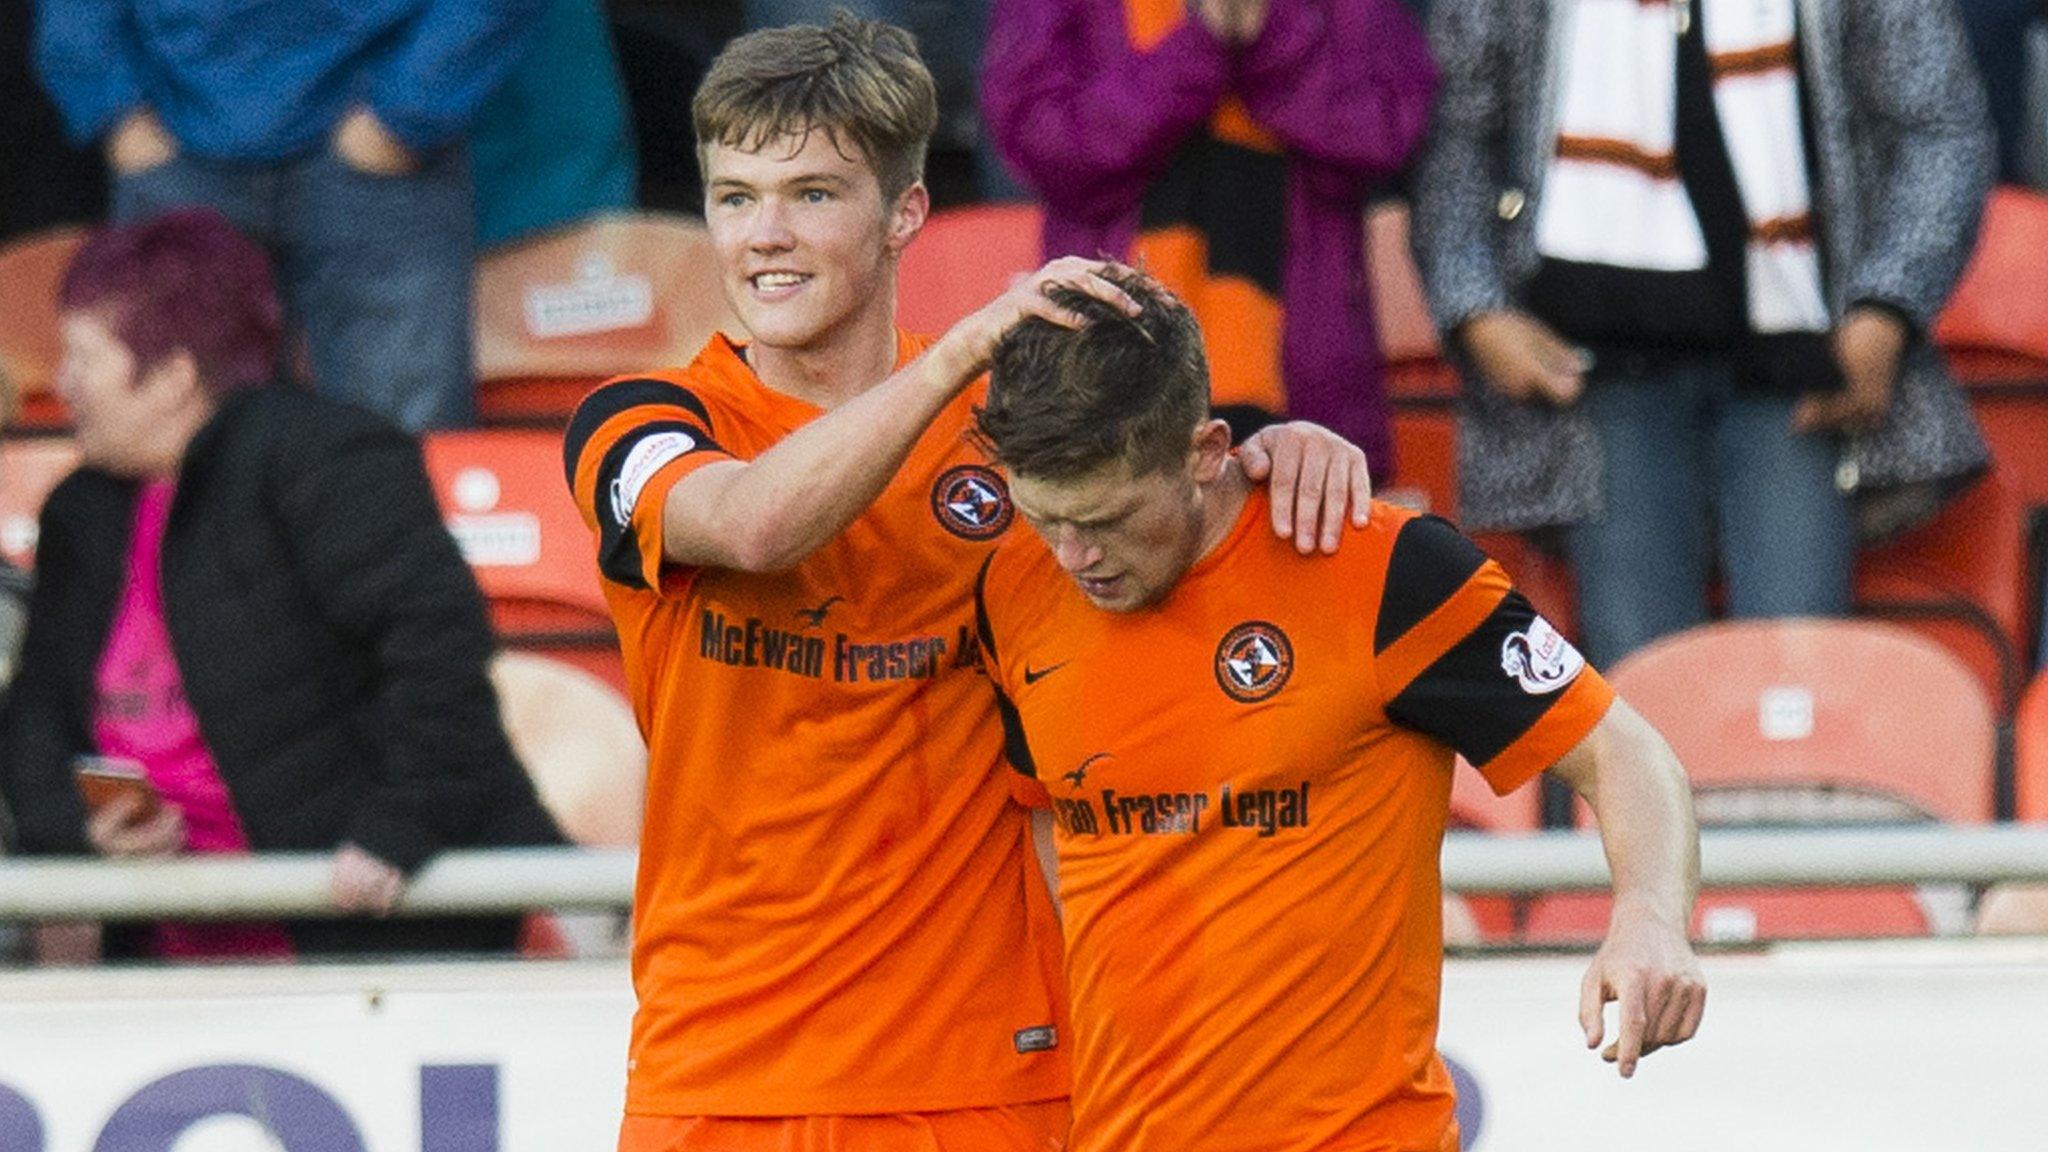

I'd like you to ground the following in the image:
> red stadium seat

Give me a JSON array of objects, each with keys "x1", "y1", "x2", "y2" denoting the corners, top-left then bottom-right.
[
  {"x1": 1935, "y1": 187, "x2": 2048, "y2": 383},
  {"x1": 1527, "y1": 619, "x2": 1995, "y2": 943},
  {"x1": 1853, "y1": 471, "x2": 2031, "y2": 713},
  {"x1": 0, "y1": 228, "x2": 86, "y2": 432},
  {"x1": 2013, "y1": 671, "x2": 2048, "y2": 822},
  {"x1": 0, "y1": 436, "x2": 80, "y2": 569},
  {"x1": 420, "y1": 429, "x2": 612, "y2": 640},
  {"x1": 473, "y1": 212, "x2": 736, "y2": 425},
  {"x1": 895, "y1": 202, "x2": 1044, "y2": 336},
  {"x1": 1385, "y1": 405, "x2": 1458, "y2": 520}
]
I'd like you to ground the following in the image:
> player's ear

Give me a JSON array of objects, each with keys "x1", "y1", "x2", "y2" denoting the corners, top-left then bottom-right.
[
  {"x1": 884, "y1": 179, "x2": 930, "y2": 256},
  {"x1": 1188, "y1": 419, "x2": 1233, "y2": 484}
]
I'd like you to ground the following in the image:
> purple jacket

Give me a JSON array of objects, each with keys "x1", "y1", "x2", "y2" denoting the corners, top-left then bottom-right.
[{"x1": 981, "y1": 0, "x2": 1438, "y2": 478}]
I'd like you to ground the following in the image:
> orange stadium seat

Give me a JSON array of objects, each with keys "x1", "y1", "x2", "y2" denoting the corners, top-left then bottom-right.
[
  {"x1": 1979, "y1": 668, "x2": 2048, "y2": 933},
  {"x1": 420, "y1": 429, "x2": 611, "y2": 637},
  {"x1": 2012, "y1": 671, "x2": 2048, "y2": 823},
  {"x1": 1853, "y1": 471, "x2": 2032, "y2": 715},
  {"x1": 0, "y1": 436, "x2": 80, "y2": 569},
  {"x1": 1385, "y1": 405, "x2": 1457, "y2": 520},
  {"x1": 473, "y1": 212, "x2": 736, "y2": 425},
  {"x1": 1932, "y1": 187, "x2": 2048, "y2": 513},
  {"x1": 1366, "y1": 203, "x2": 1457, "y2": 402},
  {"x1": 0, "y1": 228, "x2": 86, "y2": 432},
  {"x1": 1935, "y1": 187, "x2": 2048, "y2": 383},
  {"x1": 1526, "y1": 619, "x2": 1995, "y2": 943},
  {"x1": 895, "y1": 202, "x2": 1044, "y2": 336}
]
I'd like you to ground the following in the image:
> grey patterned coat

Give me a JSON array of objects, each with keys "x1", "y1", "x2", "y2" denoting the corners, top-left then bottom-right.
[{"x1": 1409, "y1": 0, "x2": 1996, "y2": 538}]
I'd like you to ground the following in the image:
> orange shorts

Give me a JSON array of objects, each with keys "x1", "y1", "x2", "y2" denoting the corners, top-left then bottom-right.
[{"x1": 618, "y1": 1101, "x2": 1070, "y2": 1152}]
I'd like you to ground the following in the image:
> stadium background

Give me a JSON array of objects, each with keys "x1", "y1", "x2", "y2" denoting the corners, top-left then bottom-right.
[{"x1": 4, "y1": 0, "x2": 2048, "y2": 1147}]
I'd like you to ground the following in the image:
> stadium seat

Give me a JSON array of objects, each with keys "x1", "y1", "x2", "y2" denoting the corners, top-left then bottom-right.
[
  {"x1": 1365, "y1": 203, "x2": 1458, "y2": 402},
  {"x1": 1385, "y1": 405, "x2": 1457, "y2": 520},
  {"x1": 0, "y1": 436, "x2": 80, "y2": 569},
  {"x1": 491, "y1": 651, "x2": 645, "y2": 849},
  {"x1": 0, "y1": 228, "x2": 86, "y2": 432},
  {"x1": 2013, "y1": 671, "x2": 2048, "y2": 822},
  {"x1": 1935, "y1": 186, "x2": 2048, "y2": 384},
  {"x1": 420, "y1": 429, "x2": 611, "y2": 639},
  {"x1": 1526, "y1": 618, "x2": 1996, "y2": 943},
  {"x1": 473, "y1": 211, "x2": 735, "y2": 425},
  {"x1": 491, "y1": 651, "x2": 644, "y2": 960},
  {"x1": 1449, "y1": 756, "x2": 1540, "y2": 943},
  {"x1": 1975, "y1": 883, "x2": 2048, "y2": 935},
  {"x1": 1853, "y1": 471, "x2": 2032, "y2": 714},
  {"x1": 895, "y1": 202, "x2": 1043, "y2": 335}
]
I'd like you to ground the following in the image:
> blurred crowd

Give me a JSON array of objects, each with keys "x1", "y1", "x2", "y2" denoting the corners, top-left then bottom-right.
[{"x1": 0, "y1": 0, "x2": 2037, "y2": 963}]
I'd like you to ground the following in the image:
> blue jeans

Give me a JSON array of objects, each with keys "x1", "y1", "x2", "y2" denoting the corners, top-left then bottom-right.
[
  {"x1": 1565, "y1": 354, "x2": 1853, "y2": 667},
  {"x1": 113, "y1": 145, "x2": 475, "y2": 432}
]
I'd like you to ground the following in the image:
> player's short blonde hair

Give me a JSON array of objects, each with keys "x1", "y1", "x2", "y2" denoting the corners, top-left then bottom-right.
[{"x1": 693, "y1": 13, "x2": 939, "y2": 201}]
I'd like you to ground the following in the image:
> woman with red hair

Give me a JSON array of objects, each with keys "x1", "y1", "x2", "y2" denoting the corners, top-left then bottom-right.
[{"x1": 0, "y1": 208, "x2": 563, "y2": 961}]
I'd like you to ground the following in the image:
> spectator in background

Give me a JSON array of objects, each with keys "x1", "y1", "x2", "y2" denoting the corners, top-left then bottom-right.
[
  {"x1": 0, "y1": 0, "x2": 104, "y2": 241},
  {"x1": 1958, "y1": 0, "x2": 2046, "y2": 183},
  {"x1": 470, "y1": 0, "x2": 639, "y2": 250},
  {"x1": 34, "y1": 0, "x2": 543, "y2": 432},
  {"x1": 981, "y1": 0, "x2": 1437, "y2": 480},
  {"x1": 0, "y1": 210, "x2": 564, "y2": 962},
  {"x1": 1411, "y1": 0, "x2": 1993, "y2": 670}
]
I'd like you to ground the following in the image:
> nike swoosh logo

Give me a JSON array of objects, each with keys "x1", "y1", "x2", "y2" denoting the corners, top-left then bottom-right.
[{"x1": 1023, "y1": 661, "x2": 1068, "y2": 685}]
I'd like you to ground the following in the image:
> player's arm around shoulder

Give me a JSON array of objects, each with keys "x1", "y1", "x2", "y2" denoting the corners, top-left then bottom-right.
[
  {"x1": 1547, "y1": 702, "x2": 1706, "y2": 1079},
  {"x1": 663, "y1": 259, "x2": 1142, "y2": 574}
]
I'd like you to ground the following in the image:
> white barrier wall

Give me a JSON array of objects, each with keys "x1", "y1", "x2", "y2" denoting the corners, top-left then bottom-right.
[{"x1": 1, "y1": 940, "x2": 2044, "y2": 1151}]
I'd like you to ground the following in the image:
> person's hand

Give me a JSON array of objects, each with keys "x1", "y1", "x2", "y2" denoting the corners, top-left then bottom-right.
[
  {"x1": 1793, "y1": 307, "x2": 1907, "y2": 437},
  {"x1": 1238, "y1": 421, "x2": 1373, "y2": 554},
  {"x1": 1579, "y1": 904, "x2": 1707, "y2": 1078},
  {"x1": 106, "y1": 108, "x2": 177, "y2": 175},
  {"x1": 330, "y1": 843, "x2": 406, "y2": 916},
  {"x1": 933, "y1": 256, "x2": 1142, "y2": 382},
  {"x1": 332, "y1": 107, "x2": 419, "y2": 177},
  {"x1": 1461, "y1": 310, "x2": 1589, "y2": 406},
  {"x1": 84, "y1": 791, "x2": 185, "y2": 857}
]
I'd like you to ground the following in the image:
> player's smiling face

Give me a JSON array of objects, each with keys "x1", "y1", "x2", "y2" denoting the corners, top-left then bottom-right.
[
  {"x1": 703, "y1": 129, "x2": 927, "y2": 354},
  {"x1": 1010, "y1": 460, "x2": 1206, "y2": 613}
]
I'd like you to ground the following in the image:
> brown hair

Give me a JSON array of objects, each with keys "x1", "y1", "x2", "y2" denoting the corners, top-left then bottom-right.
[
  {"x1": 692, "y1": 13, "x2": 938, "y2": 200},
  {"x1": 979, "y1": 271, "x2": 1211, "y2": 481}
]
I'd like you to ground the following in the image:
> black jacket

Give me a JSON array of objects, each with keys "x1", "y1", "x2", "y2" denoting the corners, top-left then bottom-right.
[{"x1": 0, "y1": 387, "x2": 564, "y2": 954}]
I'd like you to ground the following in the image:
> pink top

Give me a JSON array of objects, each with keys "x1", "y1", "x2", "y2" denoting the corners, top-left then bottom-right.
[{"x1": 92, "y1": 480, "x2": 293, "y2": 961}]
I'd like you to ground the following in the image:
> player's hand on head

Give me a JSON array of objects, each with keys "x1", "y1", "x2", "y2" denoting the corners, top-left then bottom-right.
[
  {"x1": 1239, "y1": 421, "x2": 1373, "y2": 554},
  {"x1": 330, "y1": 843, "x2": 407, "y2": 917},
  {"x1": 1578, "y1": 905, "x2": 1706, "y2": 1078},
  {"x1": 937, "y1": 257, "x2": 1143, "y2": 379}
]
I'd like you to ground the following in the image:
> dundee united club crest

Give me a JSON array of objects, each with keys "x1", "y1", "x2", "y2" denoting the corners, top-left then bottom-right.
[
  {"x1": 1214, "y1": 621, "x2": 1294, "y2": 703},
  {"x1": 931, "y1": 464, "x2": 1014, "y2": 541}
]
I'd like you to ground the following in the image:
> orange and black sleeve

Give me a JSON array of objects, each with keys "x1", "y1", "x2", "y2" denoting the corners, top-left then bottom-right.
[{"x1": 1372, "y1": 516, "x2": 1615, "y2": 795}]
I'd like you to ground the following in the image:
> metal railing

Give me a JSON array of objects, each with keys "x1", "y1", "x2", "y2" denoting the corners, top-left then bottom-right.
[{"x1": 3, "y1": 826, "x2": 2048, "y2": 919}]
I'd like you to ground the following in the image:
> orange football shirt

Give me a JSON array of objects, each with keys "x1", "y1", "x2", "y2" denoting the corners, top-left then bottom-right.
[
  {"x1": 565, "y1": 333, "x2": 1070, "y2": 1118},
  {"x1": 976, "y1": 491, "x2": 1613, "y2": 1152}
]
